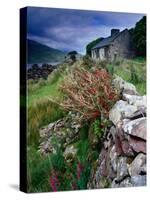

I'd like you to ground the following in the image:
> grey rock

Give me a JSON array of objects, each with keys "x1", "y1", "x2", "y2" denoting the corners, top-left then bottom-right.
[
  {"x1": 89, "y1": 148, "x2": 109, "y2": 189},
  {"x1": 122, "y1": 117, "x2": 146, "y2": 140},
  {"x1": 140, "y1": 164, "x2": 146, "y2": 174},
  {"x1": 104, "y1": 127, "x2": 116, "y2": 149},
  {"x1": 122, "y1": 94, "x2": 146, "y2": 108},
  {"x1": 116, "y1": 157, "x2": 128, "y2": 181},
  {"x1": 109, "y1": 126, "x2": 117, "y2": 141},
  {"x1": 127, "y1": 107, "x2": 146, "y2": 120},
  {"x1": 109, "y1": 145, "x2": 118, "y2": 172},
  {"x1": 128, "y1": 153, "x2": 146, "y2": 176},
  {"x1": 111, "y1": 174, "x2": 146, "y2": 188},
  {"x1": 109, "y1": 100, "x2": 137, "y2": 125},
  {"x1": 111, "y1": 178, "x2": 119, "y2": 188},
  {"x1": 113, "y1": 76, "x2": 137, "y2": 95},
  {"x1": 119, "y1": 177, "x2": 133, "y2": 187},
  {"x1": 111, "y1": 177, "x2": 132, "y2": 188},
  {"x1": 63, "y1": 145, "x2": 77, "y2": 162},
  {"x1": 121, "y1": 139, "x2": 135, "y2": 156},
  {"x1": 129, "y1": 136, "x2": 146, "y2": 154},
  {"x1": 39, "y1": 112, "x2": 81, "y2": 155},
  {"x1": 131, "y1": 175, "x2": 146, "y2": 186}
]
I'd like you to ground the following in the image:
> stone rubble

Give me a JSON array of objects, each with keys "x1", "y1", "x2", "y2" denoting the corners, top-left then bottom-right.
[{"x1": 39, "y1": 111, "x2": 81, "y2": 155}]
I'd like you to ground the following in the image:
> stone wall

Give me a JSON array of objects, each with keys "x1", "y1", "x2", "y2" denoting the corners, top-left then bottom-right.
[
  {"x1": 27, "y1": 64, "x2": 56, "y2": 80},
  {"x1": 88, "y1": 76, "x2": 146, "y2": 188}
]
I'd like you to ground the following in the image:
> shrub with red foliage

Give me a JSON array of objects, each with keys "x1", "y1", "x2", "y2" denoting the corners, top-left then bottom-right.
[{"x1": 59, "y1": 67, "x2": 119, "y2": 121}]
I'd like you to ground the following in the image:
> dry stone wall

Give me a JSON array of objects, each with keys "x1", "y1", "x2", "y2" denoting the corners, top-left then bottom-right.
[{"x1": 88, "y1": 76, "x2": 146, "y2": 188}]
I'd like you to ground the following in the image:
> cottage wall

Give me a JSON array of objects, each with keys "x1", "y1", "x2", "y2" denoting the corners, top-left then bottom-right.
[
  {"x1": 92, "y1": 48, "x2": 105, "y2": 60},
  {"x1": 91, "y1": 29, "x2": 135, "y2": 61},
  {"x1": 108, "y1": 29, "x2": 134, "y2": 61},
  {"x1": 99, "y1": 48, "x2": 105, "y2": 60},
  {"x1": 91, "y1": 49, "x2": 98, "y2": 59}
]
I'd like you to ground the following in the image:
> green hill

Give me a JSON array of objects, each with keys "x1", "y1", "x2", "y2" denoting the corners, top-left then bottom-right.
[{"x1": 27, "y1": 39, "x2": 66, "y2": 64}]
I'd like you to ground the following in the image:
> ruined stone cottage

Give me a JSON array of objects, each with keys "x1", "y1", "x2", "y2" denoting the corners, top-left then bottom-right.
[{"x1": 91, "y1": 29, "x2": 134, "y2": 61}]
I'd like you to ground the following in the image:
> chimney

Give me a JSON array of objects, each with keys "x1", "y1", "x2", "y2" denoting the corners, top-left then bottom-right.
[{"x1": 111, "y1": 29, "x2": 120, "y2": 36}]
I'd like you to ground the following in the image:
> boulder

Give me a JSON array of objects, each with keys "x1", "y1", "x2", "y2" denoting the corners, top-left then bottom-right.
[
  {"x1": 127, "y1": 107, "x2": 146, "y2": 120},
  {"x1": 112, "y1": 175, "x2": 146, "y2": 188},
  {"x1": 104, "y1": 126, "x2": 116, "y2": 149},
  {"x1": 111, "y1": 177, "x2": 133, "y2": 188},
  {"x1": 128, "y1": 153, "x2": 146, "y2": 176},
  {"x1": 121, "y1": 139, "x2": 135, "y2": 156},
  {"x1": 122, "y1": 117, "x2": 146, "y2": 140},
  {"x1": 116, "y1": 157, "x2": 128, "y2": 181},
  {"x1": 119, "y1": 177, "x2": 133, "y2": 187},
  {"x1": 131, "y1": 175, "x2": 146, "y2": 186},
  {"x1": 122, "y1": 94, "x2": 146, "y2": 108},
  {"x1": 109, "y1": 145, "x2": 118, "y2": 172},
  {"x1": 113, "y1": 76, "x2": 137, "y2": 95},
  {"x1": 98, "y1": 149, "x2": 108, "y2": 177},
  {"x1": 109, "y1": 100, "x2": 137, "y2": 125},
  {"x1": 129, "y1": 136, "x2": 146, "y2": 153},
  {"x1": 114, "y1": 125, "x2": 134, "y2": 156}
]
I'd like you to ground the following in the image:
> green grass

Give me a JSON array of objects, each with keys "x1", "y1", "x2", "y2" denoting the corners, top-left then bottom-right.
[
  {"x1": 27, "y1": 100, "x2": 65, "y2": 146},
  {"x1": 27, "y1": 67, "x2": 67, "y2": 192},
  {"x1": 27, "y1": 145, "x2": 66, "y2": 192},
  {"x1": 27, "y1": 147, "x2": 51, "y2": 192},
  {"x1": 132, "y1": 56, "x2": 146, "y2": 63},
  {"x1": 28, "y1": 75, "x2": 63, "y2": 107},
  {"x1": 27, "y1": 98, "x2": 65, "y2": 192},
  {"x1": 27, "y1": 63, "x2": 69, "y2": 107},
  {"x1": 27, "y1": 66, "x2": 67, "y2": 146},
  {"x1": 107, "y1": 58, "x2": 146, "y2": 95}
]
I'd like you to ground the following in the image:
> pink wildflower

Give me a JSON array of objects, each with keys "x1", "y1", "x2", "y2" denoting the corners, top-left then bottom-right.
[
  {"x1": 77, "y1": 162, "x2": 84, "y2": 180},
  {"x1": 50, "y1": 172, "x2": 60, "y2": 192}
]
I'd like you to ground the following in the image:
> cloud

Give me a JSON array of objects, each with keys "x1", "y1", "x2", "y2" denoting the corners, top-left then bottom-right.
[{"x1": 27, "y1": 7, "x2": 145, "y2": 54}]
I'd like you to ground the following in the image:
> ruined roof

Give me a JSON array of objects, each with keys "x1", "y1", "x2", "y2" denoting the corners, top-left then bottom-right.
[{"x1": 92, "y1": 29, "x2": 127, "y2": 49}]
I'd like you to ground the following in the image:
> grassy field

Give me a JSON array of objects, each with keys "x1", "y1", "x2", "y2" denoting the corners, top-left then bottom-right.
[
  {"x1": 27, "y1": 66, "x2": 67, "y2": 192},
  {"x1": 27, "y1": 65, "x2": 68, "y2": 146},
  {"x1": 28, "y1": 69, "x2": 64, "y2": 106},
  {"x1": 27, "y1": 57, "x2": 146, "y2": 192},
  {"x1": 107, "y1": 58, "x2": 146, "y2": 95}
]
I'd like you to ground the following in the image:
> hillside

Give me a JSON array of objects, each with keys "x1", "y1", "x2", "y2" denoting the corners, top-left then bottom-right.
[{"x1": 27, "y1": 39, "x2": 66, "y2": 64}]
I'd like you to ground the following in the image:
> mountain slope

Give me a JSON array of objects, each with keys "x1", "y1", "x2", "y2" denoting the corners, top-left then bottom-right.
[{"x1": 27, "y1": 39, "x2": 66, "y2": 64}]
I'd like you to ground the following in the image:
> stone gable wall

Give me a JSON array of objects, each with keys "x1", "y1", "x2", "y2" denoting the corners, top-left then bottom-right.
[{"x1": 108, "y1": 30, "x2": 134, "y2": 61}]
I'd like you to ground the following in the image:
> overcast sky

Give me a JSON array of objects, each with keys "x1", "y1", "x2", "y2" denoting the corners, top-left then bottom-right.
[{"x1": 27, "y1": 7, "x2": 145, "y2": 54}]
